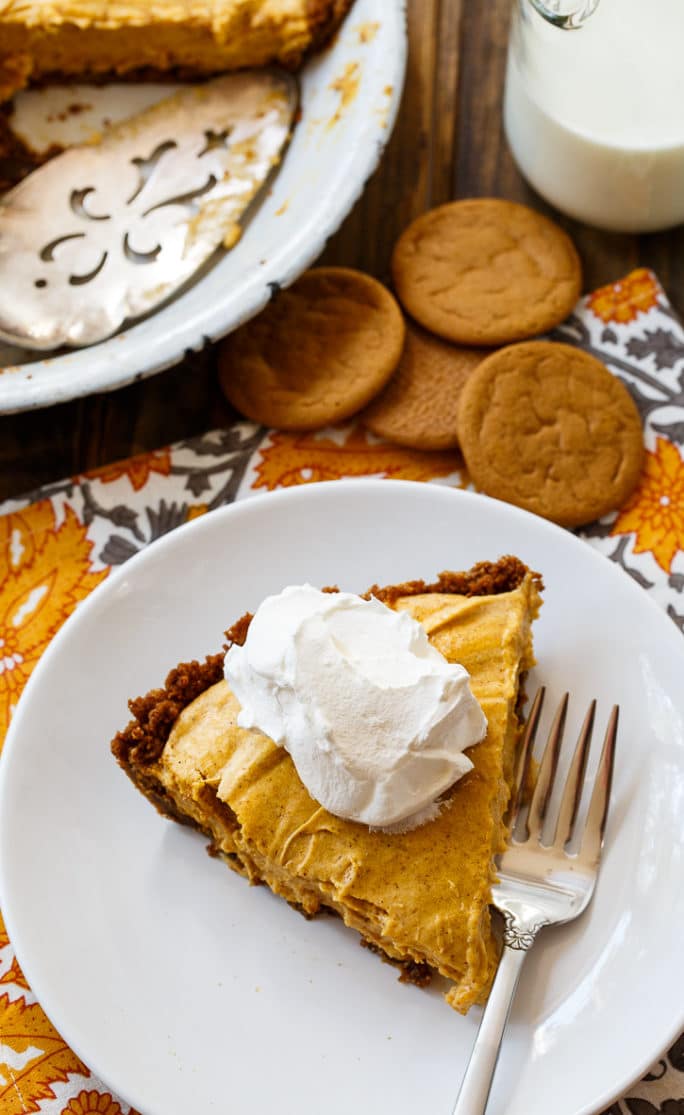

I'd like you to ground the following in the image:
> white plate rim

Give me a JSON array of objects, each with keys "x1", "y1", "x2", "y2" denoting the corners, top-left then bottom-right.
[
  {"x1": 0, "y1": 0, "x2": 407, "y2": 414},
  {"x1": 0, "y1": 478, "x2": 683, "y2": 1115}
]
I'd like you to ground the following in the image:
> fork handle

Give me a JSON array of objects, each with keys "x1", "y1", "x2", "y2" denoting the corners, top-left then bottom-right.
[{"x1": 451, "y1": 943, "x2": 528, "y2": 1115}]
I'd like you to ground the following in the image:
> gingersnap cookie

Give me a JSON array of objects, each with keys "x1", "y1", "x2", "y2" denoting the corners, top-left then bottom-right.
[
  {"x1": 361, "y1": 321, "x2": 488, "y2": 450},
  {"x1": 218, "y1": 267, "x2": 405, "y2": 430},
  {"x1": 392, "y1": 199, "x2": 582, "y2": 346},
  {"x1": 456, "y1": 341, "x2": 644, "y2": 527}
]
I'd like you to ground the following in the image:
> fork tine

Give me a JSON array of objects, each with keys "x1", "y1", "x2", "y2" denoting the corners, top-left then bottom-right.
[
  {"x1": 507, "y1": 687, "x2": 545, "y2": 826},
  {"x1": 525, "y1": 692, "x2": 568, "y2": 840},
  {"x1": 552, "y1": 700, "x2": 595, "y2": 849},
  {"x1": 579, "y1": 705, "x2": 619, "y2": 867}
]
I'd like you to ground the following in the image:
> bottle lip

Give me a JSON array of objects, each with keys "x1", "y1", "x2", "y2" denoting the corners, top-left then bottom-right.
[{"x1": 528, "y1": 0, "x2": 600, "y2": 30}]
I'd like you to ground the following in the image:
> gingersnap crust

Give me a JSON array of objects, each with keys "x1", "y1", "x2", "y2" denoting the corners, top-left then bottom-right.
[
  {"x1": 456, "y1": 341, "x2": 644, "y2": 527},
  {"x1": 391, "y1": 199, "x2": 582, "y2": 346},
  {"x1": 218, "y1": 267, "x2": 405, "y2": 430}
]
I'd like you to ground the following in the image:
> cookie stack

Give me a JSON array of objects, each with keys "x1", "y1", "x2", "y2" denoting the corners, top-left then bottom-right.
[{"x1": 219, "y1": 198, "x2": 644, "y2": 527}]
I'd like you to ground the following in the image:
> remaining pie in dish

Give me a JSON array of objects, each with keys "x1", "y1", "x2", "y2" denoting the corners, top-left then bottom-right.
[
  {"x1": 111, "y1": 556, "x2": 542, "y2": 1013},
  {"x1": 0, "y1": 0, "x2": 354, "y2": 102}
]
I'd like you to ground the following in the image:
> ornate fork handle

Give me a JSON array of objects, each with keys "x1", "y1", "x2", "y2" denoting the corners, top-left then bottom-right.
[{"x1": 451, "y1": 914, "x2": 548, "y2": 1115}]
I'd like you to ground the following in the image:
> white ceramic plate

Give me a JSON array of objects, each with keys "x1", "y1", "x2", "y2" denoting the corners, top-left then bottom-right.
[
  {"x1": 0, "y1": 0, "x2": 406, "y2": 413},
  {"x1": 1, "y1": 480, "x2": 683, "y2": 1115}
]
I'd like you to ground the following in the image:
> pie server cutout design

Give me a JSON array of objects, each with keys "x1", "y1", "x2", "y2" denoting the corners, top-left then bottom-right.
[{"x1": 0, "y1": 71, "x2": 298, "y2": 350}]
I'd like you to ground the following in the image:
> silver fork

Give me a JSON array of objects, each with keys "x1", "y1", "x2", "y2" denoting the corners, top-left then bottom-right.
[{"x1": 452, "y1": 688, "x2": 619, "y2": 1115}]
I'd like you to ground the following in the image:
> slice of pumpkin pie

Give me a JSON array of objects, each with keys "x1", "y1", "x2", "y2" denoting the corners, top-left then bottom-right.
[
  {"x1": 112, "y1": 555, "x2": 542, "y2": 1013},
  {"x1": 0, "y1": 1, "x2": 354, "y2": 103}
]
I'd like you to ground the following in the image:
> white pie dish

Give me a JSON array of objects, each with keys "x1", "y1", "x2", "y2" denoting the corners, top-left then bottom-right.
[{"x1": 0, "y1": 0, "x2": 407, "y2": 413}]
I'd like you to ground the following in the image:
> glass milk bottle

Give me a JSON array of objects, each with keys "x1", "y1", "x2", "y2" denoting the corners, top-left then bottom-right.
[{"x1": 504, "y1": 0, "x2": 684, "y2": 232}]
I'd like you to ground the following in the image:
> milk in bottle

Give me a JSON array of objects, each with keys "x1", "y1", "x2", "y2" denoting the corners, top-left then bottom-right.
[{"x1": 504, "y1": 0, "x2": 684, "y2": 232}]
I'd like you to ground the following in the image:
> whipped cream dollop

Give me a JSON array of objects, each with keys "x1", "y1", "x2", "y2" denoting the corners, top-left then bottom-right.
[{"x1": 224, "y1": 585, "x2": 487, "y2": 829}]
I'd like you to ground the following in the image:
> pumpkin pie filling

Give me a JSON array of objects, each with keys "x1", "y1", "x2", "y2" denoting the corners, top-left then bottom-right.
[
  {"x1": 0, "y1": 1, "x2": 354, "y2": 103},
  {"x1": 112, "y1": 556, "x2": 542, "y2": 1013}
]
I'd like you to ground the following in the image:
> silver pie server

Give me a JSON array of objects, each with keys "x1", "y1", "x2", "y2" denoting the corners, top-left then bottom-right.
[{"x1": 0, "y1": 71, "x2": 298, "y2": 350}]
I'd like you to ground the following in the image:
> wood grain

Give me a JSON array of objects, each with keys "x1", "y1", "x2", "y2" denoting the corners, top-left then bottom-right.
[{"x1": 1, "y1": 0, "x2": 683, "y2": 501}]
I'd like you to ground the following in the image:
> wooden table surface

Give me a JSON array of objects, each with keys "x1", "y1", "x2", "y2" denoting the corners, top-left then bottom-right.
[{"x1": 3, "y1": 0, "x2": 683, "y2": 503}]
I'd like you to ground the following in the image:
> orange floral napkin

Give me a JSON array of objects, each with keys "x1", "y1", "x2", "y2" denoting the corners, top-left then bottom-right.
[{"x1": 1, "y1": 269, "x2": 683, "y2": 1115}]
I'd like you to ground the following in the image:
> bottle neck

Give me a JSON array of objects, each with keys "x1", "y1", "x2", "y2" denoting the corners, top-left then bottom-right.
[{"x1": 528, "y1": 0, "x2": 600, "y2": 30}]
